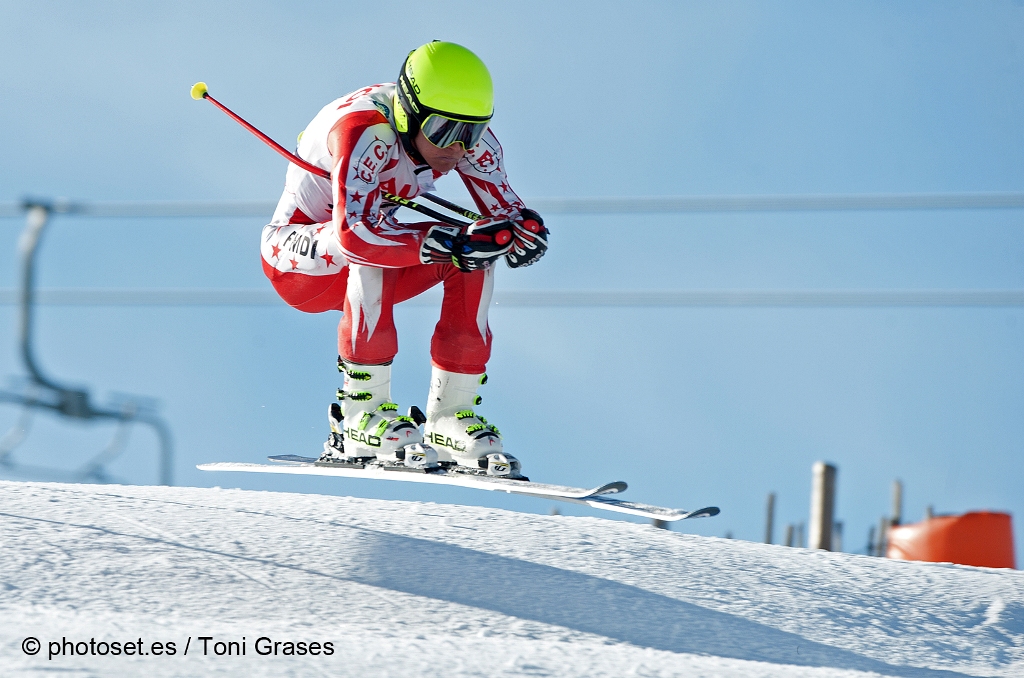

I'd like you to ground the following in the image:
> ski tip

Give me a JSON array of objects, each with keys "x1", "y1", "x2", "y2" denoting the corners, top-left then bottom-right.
[
  {"x1": 190, "y1": 82, "x2": 208, "y2": 100},
  {"x1": 590, "y1": 481, "x2": 628, "y2": 497},
  {"x1": 685, "y1": 506, "x2": 720, "y2": 519}
]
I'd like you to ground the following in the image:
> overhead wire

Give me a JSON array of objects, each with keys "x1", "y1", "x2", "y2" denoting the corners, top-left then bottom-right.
[
  {"x1": 1, "y1": 194, "x2": 1023, "y2": 308},
  {"x1": 1, "y1": 288, "x2": 1023, "y2": 308},
  {"x1": 3, "y1": 192, "x2": 1024, "y2": 219}
]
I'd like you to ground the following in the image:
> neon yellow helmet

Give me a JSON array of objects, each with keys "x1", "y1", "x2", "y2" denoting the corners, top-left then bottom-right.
[{"x1": 395, "y1": 41, "x2": 493, "y2": 150}]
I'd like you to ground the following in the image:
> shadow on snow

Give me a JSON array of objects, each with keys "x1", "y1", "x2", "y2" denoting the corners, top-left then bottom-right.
[
  {"x1": 340, "y1": 526, "x2": 967, "y2": 677},
  {"x1": 0, "y1": 508, "x2": 974, "y2": 677}
]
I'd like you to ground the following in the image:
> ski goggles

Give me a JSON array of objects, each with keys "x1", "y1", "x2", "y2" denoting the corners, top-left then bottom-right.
[{"x1": 420, "y1": 113, "x2": 490, "y2": 150}]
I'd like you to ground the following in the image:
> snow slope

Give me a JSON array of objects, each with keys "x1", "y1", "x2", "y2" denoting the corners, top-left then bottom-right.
[{"x1": 0, "y1": 481, "x2": 1021, "y2": 677}]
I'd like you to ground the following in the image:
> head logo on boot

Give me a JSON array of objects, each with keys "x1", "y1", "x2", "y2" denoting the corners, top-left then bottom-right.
[
  {"x1": 426, "y1": 431, "x2": 467, "y2": 453},
  {"x1": 346, "y1": 427, "x2": 382, "y2": 447}
]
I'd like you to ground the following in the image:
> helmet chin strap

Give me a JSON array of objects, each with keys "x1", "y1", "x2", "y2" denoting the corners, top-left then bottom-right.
[{"x1": 398, "y1": 129, "x2": 427, "y2": 167}]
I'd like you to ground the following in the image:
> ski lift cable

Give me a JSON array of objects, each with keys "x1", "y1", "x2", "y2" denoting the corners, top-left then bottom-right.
[
  {"x1": 2, "y1": 192, "x2": 1024, "y2": 219},
  {"x1": 1, "y1": 287, "x2": 1023, "y2": 307}
]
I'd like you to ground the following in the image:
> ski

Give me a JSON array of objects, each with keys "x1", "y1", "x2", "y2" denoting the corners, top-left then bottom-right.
[{"x1": 197, "y1": 456, "x2": 718, "y2": 522}]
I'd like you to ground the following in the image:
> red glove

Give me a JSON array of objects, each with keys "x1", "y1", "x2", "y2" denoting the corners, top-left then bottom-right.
[
  {"x1": 420, "y1": 218, "x2": 514, "y2": 272},
  {"x1": 505, "y1": 208, "x2": 548, "y2": 268}
]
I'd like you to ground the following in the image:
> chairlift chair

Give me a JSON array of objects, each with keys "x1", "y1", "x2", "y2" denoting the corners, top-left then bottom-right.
[{"x1": 0, "y1": 200, "x2": 172, "y2": 485}]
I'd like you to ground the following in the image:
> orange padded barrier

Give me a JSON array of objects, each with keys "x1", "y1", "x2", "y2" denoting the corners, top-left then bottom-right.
[{"x1": 887, "y1": 511, "x2": 1015, "y2": 569}]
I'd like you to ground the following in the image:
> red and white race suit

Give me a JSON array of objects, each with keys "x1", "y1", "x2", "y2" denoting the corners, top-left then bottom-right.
[{"x1": 261, "y1": 83, "x2": 526, "y2": 374}]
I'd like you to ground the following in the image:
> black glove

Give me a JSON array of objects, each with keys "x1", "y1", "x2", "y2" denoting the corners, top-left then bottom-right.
[
  {"x1": 505, "y1": 208, "x2": 548, "y2": 268},
  {"x1": 420, "y1": 218, "x2": 514, "y2": 272}
]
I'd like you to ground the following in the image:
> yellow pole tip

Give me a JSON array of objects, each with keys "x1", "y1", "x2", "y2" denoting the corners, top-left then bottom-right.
[{"x1": 190, "y1": 82, "x2": 208, "y2": 100}]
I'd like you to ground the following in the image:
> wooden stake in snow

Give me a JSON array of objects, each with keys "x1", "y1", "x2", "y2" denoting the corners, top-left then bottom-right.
[
  {"x1": 765, "y1": 492, "x2": 776, "y2": 544},
  {"x1": 877, "y1": 516, "x2": 891, "y2": 556},
  {"x1": 809, "y1": 462, "x2": 838, "y2": 550},
  {"x1": 891, "y1": 480, "x2": 903, "y2": 526}
]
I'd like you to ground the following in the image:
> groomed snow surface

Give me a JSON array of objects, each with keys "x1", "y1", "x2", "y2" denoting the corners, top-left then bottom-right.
[{"x1": 1, "y1": 481, "x2": 1021, "y2": 677}]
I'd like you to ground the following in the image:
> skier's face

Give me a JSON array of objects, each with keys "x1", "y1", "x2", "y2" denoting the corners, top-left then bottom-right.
[{"x1": 414, "y1": 130, "x2": 466, "y2": 173}]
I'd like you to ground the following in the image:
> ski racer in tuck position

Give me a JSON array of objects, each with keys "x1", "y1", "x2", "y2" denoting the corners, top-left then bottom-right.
[{"x1": 261, "y1": 42, "x2": 548, "y2": 478}]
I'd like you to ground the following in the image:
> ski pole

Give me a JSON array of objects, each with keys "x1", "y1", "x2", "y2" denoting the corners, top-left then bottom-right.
[
  {"x1": 420, "y1": 193, "x2": 482, "y2": 221},
  {"x1": 190, "y1": 82, "x2": 473, "y2": 228},
  {"x1": 378, "y1": 191, "x2": 480, "y2": 223}
]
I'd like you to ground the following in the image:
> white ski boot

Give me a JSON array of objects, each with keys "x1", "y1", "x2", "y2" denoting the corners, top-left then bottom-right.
[
  {"x1": 423, "y1": 367, "x2": 523, "y2": 478},
  {"x1": 318, "y1": 359, "x2": 422, "y2": 464}
]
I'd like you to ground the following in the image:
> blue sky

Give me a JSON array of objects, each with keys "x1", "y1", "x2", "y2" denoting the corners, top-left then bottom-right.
[{"x1": 1, "y1": 1, "x2": 1023, "y2": 559}]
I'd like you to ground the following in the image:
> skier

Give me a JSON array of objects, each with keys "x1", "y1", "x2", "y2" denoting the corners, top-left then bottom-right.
[{"x1": 260, "y1": 41, "x2": 548, "y2": 477}]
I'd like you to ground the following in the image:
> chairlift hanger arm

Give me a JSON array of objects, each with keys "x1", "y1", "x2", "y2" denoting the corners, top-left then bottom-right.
[{"x1": 2, "y1": 203, "x2": 175, "y2": 485}]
